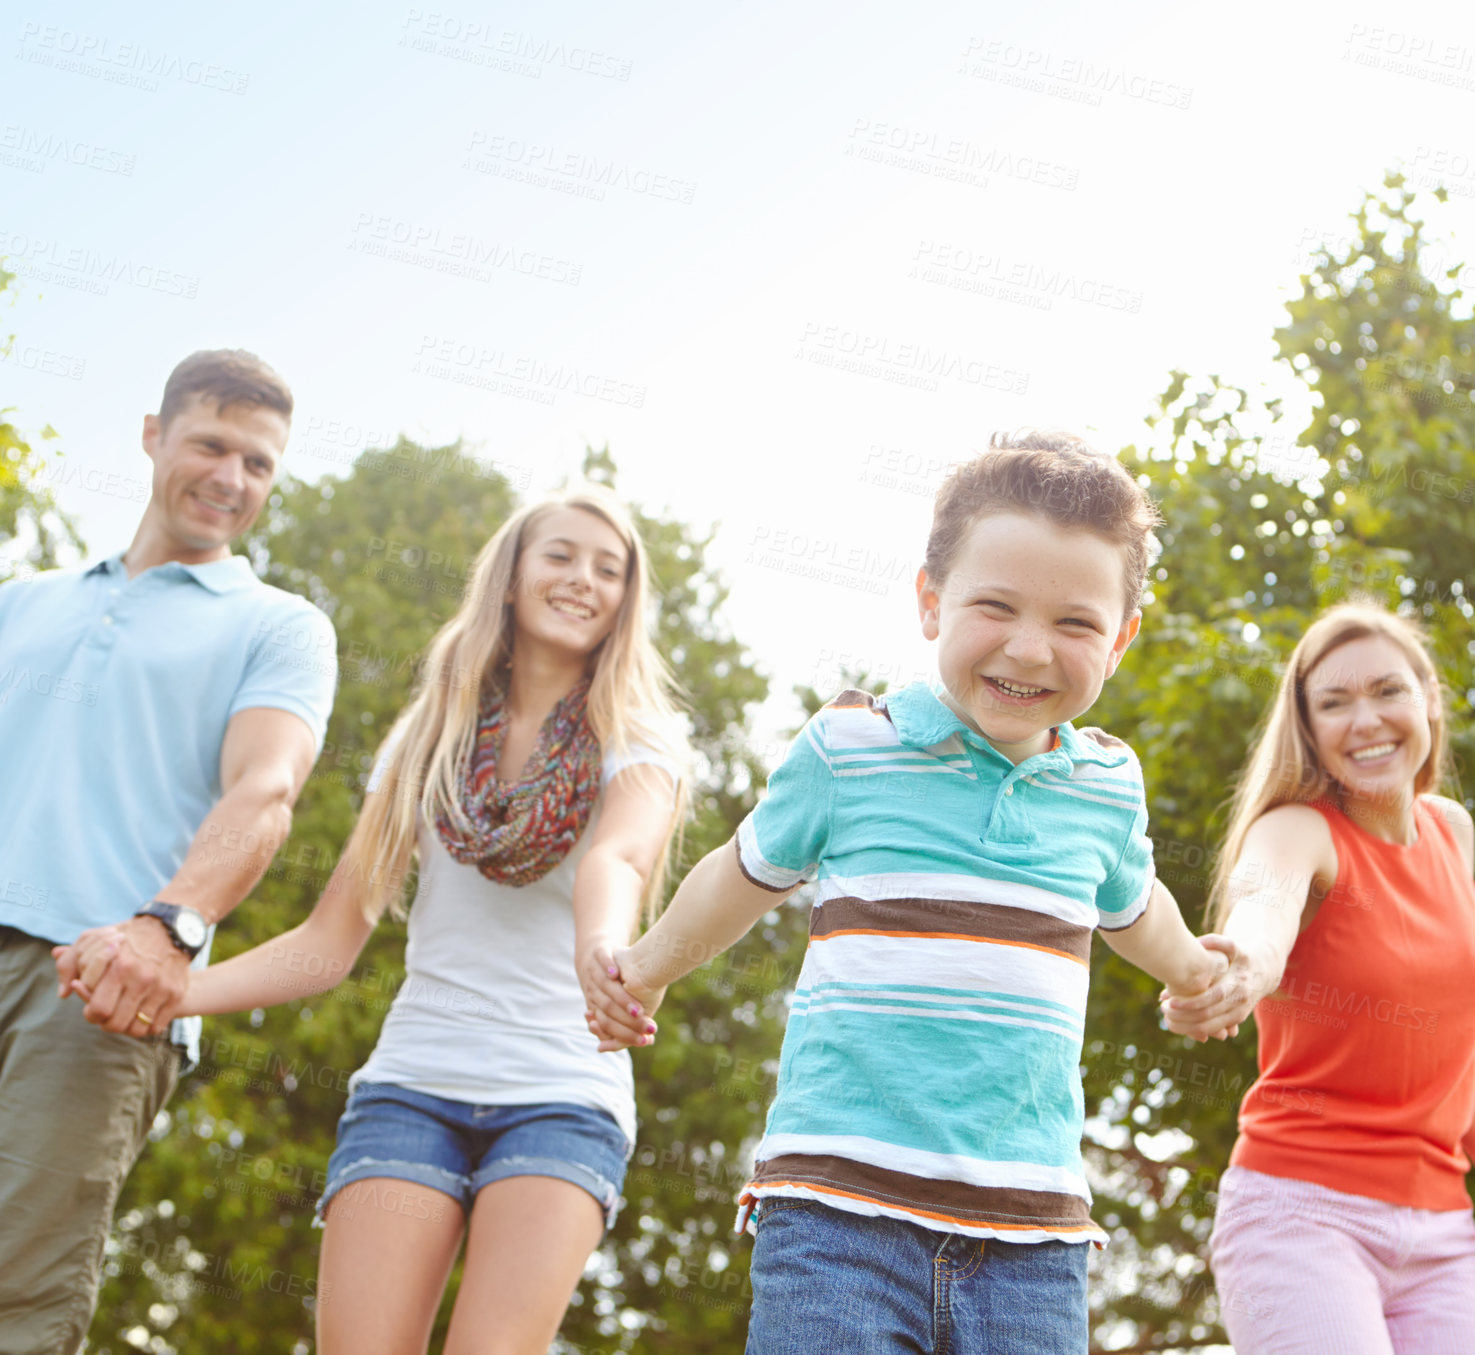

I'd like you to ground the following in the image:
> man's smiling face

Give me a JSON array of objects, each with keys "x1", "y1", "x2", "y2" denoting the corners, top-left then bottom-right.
[{"x1": 141, "y1": 394, "x2": 287, "y2": 558}]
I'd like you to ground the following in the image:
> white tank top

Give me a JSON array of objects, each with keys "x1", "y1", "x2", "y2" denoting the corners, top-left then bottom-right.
[{"x1": 352, "y1": 743, "x2": 677, "y2": 1145}]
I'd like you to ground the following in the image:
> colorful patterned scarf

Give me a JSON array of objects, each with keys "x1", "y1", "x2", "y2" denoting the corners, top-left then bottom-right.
[{"x1": 435, "y1": 677, "x2": 602, "y2": 886}]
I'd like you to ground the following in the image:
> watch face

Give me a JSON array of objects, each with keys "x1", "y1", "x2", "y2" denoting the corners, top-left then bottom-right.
[{"x1": 175, "y1": 910, "x2": 208, "y2": 948}]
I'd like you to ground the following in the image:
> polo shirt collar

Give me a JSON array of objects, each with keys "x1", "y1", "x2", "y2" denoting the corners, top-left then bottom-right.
[
  {"x1": 85, "y1": 551, "x2": 258, "y2": 595},
  {"x1": 880, "y1": 680, "x2": 1128, "y2": 769},
  {"x1": 1053, "y1": 718, "x2": 1131, "y2": 768}
]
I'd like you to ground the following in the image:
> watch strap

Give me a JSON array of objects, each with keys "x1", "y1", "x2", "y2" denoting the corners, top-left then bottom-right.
[{"x1": 135, "y1": 901, "x2": 207, "y2": 958}]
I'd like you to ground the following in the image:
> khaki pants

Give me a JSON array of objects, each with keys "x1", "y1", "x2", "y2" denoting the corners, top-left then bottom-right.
[{"x1": 0, "y1": 927, "x2": 179, "y2": 1355}]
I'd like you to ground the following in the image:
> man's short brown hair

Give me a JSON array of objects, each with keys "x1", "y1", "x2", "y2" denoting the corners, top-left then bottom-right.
[
  {"x1": 158, "y1": 350, "x2": 293, "y2": 430},
  {"x1": 923, "y1": 430, "x2": 1163, "y2": 617}
]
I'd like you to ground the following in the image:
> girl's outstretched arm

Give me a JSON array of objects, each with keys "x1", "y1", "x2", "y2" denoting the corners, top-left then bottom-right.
[
  {"x1": 178, "y1": 849, "x2": 379, "y2": 1014},
  {"x1": 574, "y1": 762, "x2": 680, "y2": 1048},
  {"x1": 587, "y1": 840, "x2": 797, "y2": 1050},
  {"x1": 60, "y1": 845, "x2": 379, "y2": 1016},
  {"x1": 1161, "y1": 803, "x2": 1335, "y2": 1041}
]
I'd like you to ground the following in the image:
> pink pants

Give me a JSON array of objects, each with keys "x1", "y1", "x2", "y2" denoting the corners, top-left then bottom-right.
[{"x1": 1209, "y1": 1165, "x2": 1475, "y2": 1354}]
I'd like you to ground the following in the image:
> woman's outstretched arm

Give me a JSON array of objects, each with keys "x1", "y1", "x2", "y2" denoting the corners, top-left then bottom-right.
[
  {"x1": 1161, "y1": 802, "x2": 1335, "y2": 1041},
  {"x1": 1430, "y1": 795, "x2": 1475, "y2": 1164}
]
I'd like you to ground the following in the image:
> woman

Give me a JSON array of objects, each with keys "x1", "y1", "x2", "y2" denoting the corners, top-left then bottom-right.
[
  {"x1": 72, "y1": 486, "x2": 688, "y2": 1354},
  {"x1": 1164, "y1": 600, "x2": 1475, "y2": 1353}
]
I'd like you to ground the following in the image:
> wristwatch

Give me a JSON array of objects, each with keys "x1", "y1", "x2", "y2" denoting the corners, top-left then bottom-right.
[{"x1": 134, "y1": 901, "x2": 210, "y2": 958}]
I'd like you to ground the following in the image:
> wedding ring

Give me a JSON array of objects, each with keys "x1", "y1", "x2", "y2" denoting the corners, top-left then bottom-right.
[{"x1": 134, "y1": 1011, "x2": 154, "y2": 1024}]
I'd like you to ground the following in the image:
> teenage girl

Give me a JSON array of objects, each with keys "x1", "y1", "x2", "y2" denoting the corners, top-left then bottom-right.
[{"x1": 73, "y1": 487, "x2": 688, "y2": 1355}]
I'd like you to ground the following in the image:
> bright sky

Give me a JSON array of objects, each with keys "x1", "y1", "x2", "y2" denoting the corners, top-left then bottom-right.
[{"x1": 7, "y1": 0, "x2": 1475, "y2": 751}]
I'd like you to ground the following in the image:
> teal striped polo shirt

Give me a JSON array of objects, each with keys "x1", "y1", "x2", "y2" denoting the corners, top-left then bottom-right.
[{"x1": 735, "y1": 681, "x2": 1155, "y2": 1245}]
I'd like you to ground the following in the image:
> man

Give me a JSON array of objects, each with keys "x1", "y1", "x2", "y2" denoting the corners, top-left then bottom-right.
[{"x1": 0, "y1": 350, "x2": 337, "y2": 1354}]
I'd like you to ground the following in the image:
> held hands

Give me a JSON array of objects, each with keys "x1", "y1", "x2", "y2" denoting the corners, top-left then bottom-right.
[
  {"x1": 51, "y1": 916, "x2": 191, "y2": 1037},
  {"x1": 1161, "y1": 934, "x2": 1259, "y2": 1043},
  {"x1": 1164, "y1": 933, "x2": 1235, "y2": 998},
  {"x1": 580, "y1": 938, "x2": 665, "y2": 1053}
]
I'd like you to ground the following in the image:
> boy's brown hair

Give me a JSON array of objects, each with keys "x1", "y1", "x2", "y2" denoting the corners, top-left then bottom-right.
[
  {"x1": 158, "y1": 349, "x2": 293, "y2": 430},
  {"x1": 923, "y1": 430, "x2": 1162, "y2": 617}
]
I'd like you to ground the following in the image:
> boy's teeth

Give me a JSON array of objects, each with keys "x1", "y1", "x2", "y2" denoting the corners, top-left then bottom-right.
[
  {"x1": 1350, "y1": 742, "x2": 1396, "y2": 761},
  {"x1": 994, "y1": 678, "x2": 1044, "y2": 697}
]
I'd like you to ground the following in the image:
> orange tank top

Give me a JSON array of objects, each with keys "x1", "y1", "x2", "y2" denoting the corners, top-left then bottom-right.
[{"x1": 1230, "y1": 798, "x2": 1475, "y2": 1210}]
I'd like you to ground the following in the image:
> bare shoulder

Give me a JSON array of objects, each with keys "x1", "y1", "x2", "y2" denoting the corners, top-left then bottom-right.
[
  {"x1": 1422, "y1": 794, "x2": 1475, "y2": 869},
  {"x1": 1245, "y1": 803, "x2": 1337, "y2": 877}
]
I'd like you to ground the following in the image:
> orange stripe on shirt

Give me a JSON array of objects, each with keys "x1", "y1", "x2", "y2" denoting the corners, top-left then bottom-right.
[
  {"x1": 812, "y1": 927, "x2": 1088, "y2": 967},
  {"x1": 750, "y1": 1181, "x2": 1102, "y2": 1235}
]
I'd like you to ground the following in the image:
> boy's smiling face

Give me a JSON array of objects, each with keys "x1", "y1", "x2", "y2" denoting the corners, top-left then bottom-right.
[{"x1": 916, "y1": 512, "x2": 1141, "y2": 762}]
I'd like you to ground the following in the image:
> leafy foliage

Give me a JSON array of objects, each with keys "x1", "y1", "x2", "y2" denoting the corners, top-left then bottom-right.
[
  {"x1": 93, "y1": 441, "x2": 778, "y2": 1354},
  {"x1": 90, "y1": 173, "x2": 1475, "y2": 1354},
  {"x1": 1082, "y1": 172, "x2": 1475, "y2": 1352},
  {"x1": 0, "y1": 264, "x2": 83, "y2": 581}
]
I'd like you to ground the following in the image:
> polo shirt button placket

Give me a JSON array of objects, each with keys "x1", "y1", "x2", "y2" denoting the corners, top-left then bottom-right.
[
  {"x1": 969, "y1": 745, "x2": 997, "y2": 842},
  {"x1": 995, "y1": 771, "x2": 1041, "y2": 847},
  {"x1": 97, "y1": 575, "x2": 120, "y2": 635}
]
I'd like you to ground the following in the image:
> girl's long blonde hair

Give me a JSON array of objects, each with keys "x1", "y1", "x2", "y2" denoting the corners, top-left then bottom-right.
[
  {"x1": 1208, "y1": 599, "x2": 1448, "y2": 929},
  {"x1": 340, "y1": 484, "x2": 690, "y2": 922}
]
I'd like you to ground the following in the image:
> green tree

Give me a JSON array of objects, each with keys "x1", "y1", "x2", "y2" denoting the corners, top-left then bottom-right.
[
  {"x1": 93, "y1": 441, "x2": 521, "y2": 1354},
  {"x1": 94, "y1": 440, "x2": 775, "y2": 1354},
  {"x1": 0, "y1": 264, "x2": 83, "y2": 582},
  {"x1": 93, "y1": 172, "x2": 1475, "y2": 1354},
  {"x1": 1082, "y1": 172, "x2": 1475, "y2": 1352},
  {"x1": 559, "y1": 451, "x2": 786, "y2": 1353}
]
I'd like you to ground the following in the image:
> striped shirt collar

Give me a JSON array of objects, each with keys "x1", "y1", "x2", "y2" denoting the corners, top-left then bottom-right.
[
  {"x1": 880, "y1": 680, "x2": 1129, "y2": 770},
  {"x1": 85, "y1": 551, "x2": 259, "y2": 595}
]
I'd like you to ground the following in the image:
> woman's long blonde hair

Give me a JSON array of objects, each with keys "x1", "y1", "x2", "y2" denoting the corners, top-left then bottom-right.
[
  {"x1": 340, "y1": 484, "x2": 690, "y2": 922},
  {"x1": 1208, "y1": 599, "x2": 1448, "y2": 929}
]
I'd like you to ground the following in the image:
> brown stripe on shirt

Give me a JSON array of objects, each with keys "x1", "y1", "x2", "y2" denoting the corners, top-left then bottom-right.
[
  {"x1": 733, "y1": 834, "x2": 798, "y2": 894},
  {"x1": 810, "y1": 896, "x2": 1092, "y2": 964},
  {"x1": 749, "y1": 1152, "x2": 1095, "y2": 1231}
]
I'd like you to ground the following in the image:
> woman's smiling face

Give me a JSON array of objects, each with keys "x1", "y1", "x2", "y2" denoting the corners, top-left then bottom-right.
[{"x1": 1303, "y1": 633, "x2": 1436, "y2": 806}]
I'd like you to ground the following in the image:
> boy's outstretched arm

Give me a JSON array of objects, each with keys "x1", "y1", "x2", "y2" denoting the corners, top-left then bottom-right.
[
  {"x1": 1098, "y1": 878, "x2": 1234, "y2": 1022},
  {"x1": 1162, "y1": 803, "x2": 1336, "y2": 1043},
  {"x1": 586, "y1": 840, "x2": 798, "y2": 1050}
]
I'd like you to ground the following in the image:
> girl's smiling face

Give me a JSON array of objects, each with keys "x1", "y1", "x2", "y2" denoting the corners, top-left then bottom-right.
[
  {"x1": 511, "y1": 506, "x2": 629, "y2": 662},
  {"x1": 917, "y1": 512, "x2": 1139, "y2": 762},
  {"x1": 1303, "y1": 634, "x2": 1436, "y2": 808}
]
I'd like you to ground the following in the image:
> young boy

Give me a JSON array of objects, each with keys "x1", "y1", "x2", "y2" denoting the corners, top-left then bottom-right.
[{"x1": 587, "y1": 431, "x2": 1231, "y2": 1353}]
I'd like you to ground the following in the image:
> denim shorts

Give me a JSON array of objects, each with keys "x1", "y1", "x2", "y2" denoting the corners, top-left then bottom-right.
[
  {"x1": 745, "y1": 1198, "x2": 1089, "y2": 1354},
  {"x1": 317, "y1": 1081, "x2": 631, "y2": 1230}
]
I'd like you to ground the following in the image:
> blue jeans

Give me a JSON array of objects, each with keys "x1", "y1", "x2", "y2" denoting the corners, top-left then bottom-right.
[
  {"x1": 317, "y1": 1081, "x2": 631, "y2": 1229},
  {"x1": 745, "y1": 1199, "x2": 1089, "y2": 1354}
]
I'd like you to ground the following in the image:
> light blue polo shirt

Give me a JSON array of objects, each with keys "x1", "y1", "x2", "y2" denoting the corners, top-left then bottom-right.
[{"x1": 0, "y1": 552, "x2": 337, "y2": 1065}]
